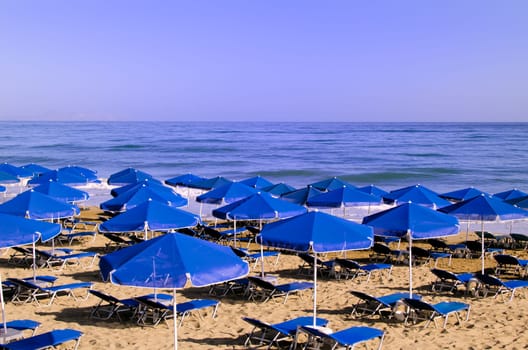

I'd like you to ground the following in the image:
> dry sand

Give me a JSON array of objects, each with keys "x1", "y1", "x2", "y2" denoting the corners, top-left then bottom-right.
[{"x1": 1, "y1": 206, "x2": 528, "y2": 349}]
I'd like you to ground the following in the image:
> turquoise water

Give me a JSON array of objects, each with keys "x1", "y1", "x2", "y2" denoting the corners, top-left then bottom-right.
[{"x1": 1, "y1": 121, "x2": 526, "y2": 195}]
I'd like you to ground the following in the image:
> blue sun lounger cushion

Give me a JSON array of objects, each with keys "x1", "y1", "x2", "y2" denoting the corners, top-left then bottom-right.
[
  {"x1": 402, "y1": 298, "x2": 471, "y2": 328},
  {"x1": 297, "y1": 325, "x2": 385, "y2": 350},
  {"x1": 247, "y1": 276, "x2": 314, "y2": 304},
  {"x1": 242, "y1": 316, "x2": 328, "y2": 349},
  {"x1": 1, "y1": 328, "x2": 83, "y2": 350}
]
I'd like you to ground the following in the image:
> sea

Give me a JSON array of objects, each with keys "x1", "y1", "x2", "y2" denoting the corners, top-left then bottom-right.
[{"x1": 1, "y1": 121, "x2": 527, "y2": 233}]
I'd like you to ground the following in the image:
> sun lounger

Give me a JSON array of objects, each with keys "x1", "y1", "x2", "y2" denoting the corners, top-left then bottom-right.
[
  {"x1": 297, "y1": 253, "x2": 335, "y2": 277},
  {"x1": 242, "y1": 316, "x2": 328, "y2": 350},
  {"x1": 473, "y1": 273, "x2": 528, "y2": 302},
  {"x1": 102, "y1": 233, "x2": 137, "y2": 251},
  {"x1": 230, "y1": 247, "x2": 280, "y2": 269},
  {"x1": 430, "y1": 268, "x2": 475, "y2": 294},
  {"x1": 401, "y1": 298, "x2": 471, "y2": 328},
  {"x1": 0, "y1": 328, "x2": 83, "y2": 350},
  {"x1": 88, "y1": 290, "x2": 140, "y2": 321},
  {"x1": 7, "y1": 247, "x2": 33, "y2": 267},
  {"x1": 34, "y1": 248, "x2": 98, "y2": 270},
  {"x1": 334, "y1": 258, "x2": 392, "y2": 282},
  {"x1": 369, "y1": 242, "x2": 404, "y2": 263},
  {"x1": 509, "y1": 233, "x2": 528, "y2": 250},
  {"x1": 1, "y1": 319, "x2": 41, "y2": 337},
  {"x1": 295, "y1": 325, "x2": 385, "y2": 350},
  {"x1": 7, "y1": 278, "x2": 93, "y2": 306},
  {"x1": 493, "y1": 254, "x2": 528, "y2": 278},
  {"x1": 57, "y1": 229, "x2": 97, "y2": 246},
  {"x1": 134, "y1": 296, "x2": 219, "y2": 327},
  {"x1": 349, "y1": 290, "x2": 421, "y2": 318},
  {"x1": 247, "y1": 276, "x2": 314, "y2": 304}
]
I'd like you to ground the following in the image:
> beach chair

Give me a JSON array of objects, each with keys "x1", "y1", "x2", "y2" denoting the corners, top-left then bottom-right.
[
  {"x1": 134, "y1": 296, "x2": 219, "y2": 327},
  {"x1": 0, "y1": 328, "x2": 83, "y2": 350},
  {"x1": 401, "y1": 298, "x2": 471, "y2": 329},
  {"x1": 102, "y1": 233, "x2": 137, "y2": 251},
  {"x1": 230, "y1": 247, "x2": 280, "y2": 269},
  {"x1": 295, "y1": 325, "x2": 385, "y2": 350},
  {"x1": 369, "y1": 242, "x2": 403, "y2": 263},
  {"x1": 474, "y1": 231, "x2": 508, "y2": 247},
  {"x1": 297, "y1": 253, "x2": 335, "y2": 277},
  {"x1": 247, "y1": 276, "x2": 314, "y2": 304},
  {"x1": 34, "y1": 248, "x2": 98, "y2": 270},
  {"x1": 209, "y1": 278, "x2": 250, "y2": 297},
  {"x1": 242, "y1": 316, "x2": 328, "y2": 350},
  {"x1": 88, "y1": 290, "x2": 140, "y2": 321},
  {"x1": 2, "y1": 319, "x2": 41, "y2": 337},
  {"x1": 57, "y1": 229, "x2": 97, "y2": 246},
  {"x1": 7, "y1": 247, "x2": 33, "y2": 267},
  {"x1": 7, "y1": 278, "x2": 93, "y2": 306},
  {"x1": 349, "y1": 290, "x2": 420, "y2": 318},
  {"x1": 430, "y1": 268, "x2": 475, "y2": 294},
  {"x1": 509, "y1": 233, "x2": 528, "y2": 250},
  {"x1": 493, "y1": 254, "x2": 528, "y2": 278},
  {"x1": 473, "y1": 273, "x2": 528, "y2": 302},
  {"x1": 333, "y1": 258, "x2": 392, "y2": 282},
  {"x1": 464, "y1": 240, "x2": 504, "y2": 259}
]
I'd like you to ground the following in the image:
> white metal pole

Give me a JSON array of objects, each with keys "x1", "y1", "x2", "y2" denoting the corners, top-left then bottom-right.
[
  {"x1": 408, "y1": 230, "x2": 413, "y2": 298},
  {"x1": 313, "y1": 252, "x2": 317, "y2": 327},
  {"x1": 173, "y1": 289, "x2": 178, "y2": 350}
]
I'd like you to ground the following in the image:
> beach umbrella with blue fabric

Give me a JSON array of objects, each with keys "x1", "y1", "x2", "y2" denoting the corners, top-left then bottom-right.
[
  {"x1": 110, "y1": 179, "x2": 170, "y2": 198},
  {"x1": 281, "y1": 185, "x2": 325, "y2": 206},
  {"x1": 493, "y1": 189, "x2": 528, "y2": 202},
  {"x1": 0, "y1": 213, "x2": 61, "y2": 339},
  {"x1": 58, "y1": 165, "x2": 99, "y2": 183},
  {"x1": 190, "y1": 176, "x2": 232, "y2": 190},
  {"x1": 258, "y1": 211, "x2": 373, "y2": 326},
  {"x1": 506, "y1": 195, "x2": 528, "y2": 209},
  {"x1": 100, "y1": 185, "x2": 187, "y2": 212},
  {"x1": 383, "y1": 184, "x2": 451, "y2": 209},
  {"x1": 239, "y1": 176, "x2": 274, "y2": 189},
  {"x1": 0, "y1": 189, "x2": 80, "y2": 220},
  {"x1": 99, "y1": 232, "x2": 249, "y2": 350},
  {"x1": 309, "y1": 177, "x2": 354, "y2": 191},
  {"x1": 0, "y1": 163, "x2": 33, "y2": 178},
  {"x1": 107, "y1": 167, "x2": 158, "y2": 186},
  {"x1": 212, "y1": 192, "x2": 307, "y2": 247},
  {"x1": 261, "y1": 183, "x2": 296, "y2": 197},
  {"x1": 357, "y1": 184, "x2": 389, "y2": 197},
  {"x1": 0, "y1": 171, "x2": 20, "y2": 184},
  {"x1": 99, "y1": 200, "x2": 200, "y2": 239},
  {"x1": 440, "y1": 187, "x2": 490, "y2": 202},
  {"x1": 196, "y1": 182, "x2": 257, "y2": 218},
  {"x1": 307, "y1": 185, "x2": 382, "y2": 216},
  {"x1": 20, "y1": 163, "x2": 52, "y2": 177},
  {"x1": 439, "y1": 194, "x2": 528, "y2": 273},
  {"x1": 165, "y1": 173, "x2": 206, "y2": 188},
  {"x1": 0, "y1": 185, "x2": 5, "y2": 194},
  {"x1": 28, "y1": 169, "x2": 90, "y2": 186},
  {"x1": 32, "y1": 181, "x2": 89, "y2": 203},
  {"x1": 363, "y1": 202, "x2": 460, "y2": 296}
]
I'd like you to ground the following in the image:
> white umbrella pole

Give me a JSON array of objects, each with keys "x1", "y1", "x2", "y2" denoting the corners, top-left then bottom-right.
[
  {"x1": 465, "y1": 220, "x2": 470, "y2": 241},
  {"x1": 313, "y1": 253, "x2": 317, "y2": 327},
  {"x1": 408, "y1": 230, "x2": 413, "y2": 298},
  {"x1": 260, "y1": 243, "x2": 265, "y2": 278},
  {"x1": 173, "y1": 289, "x2": 178, "y2": 350},
  {"x1": 0, "y1": 274, "x2": 7, "y2": 342},
  {"x1": 32, "y1": 239, "x2": 37, "y2": 282},
  {"x1": 233, "y1": 220, "x2": 237, "y2": 249},
  {"x1": 481, "y1": 220, "x2": 485, "y2": 274}
]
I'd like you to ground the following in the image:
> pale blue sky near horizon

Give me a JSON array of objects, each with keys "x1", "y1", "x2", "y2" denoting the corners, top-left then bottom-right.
[{"x1": 1, "y1": 1, "x2": 527, "y2": 122}]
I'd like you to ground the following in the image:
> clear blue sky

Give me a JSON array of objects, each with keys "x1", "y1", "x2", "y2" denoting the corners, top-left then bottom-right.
[{"x1": 1, "y1": 1, "x2": 527, "y2": 122}]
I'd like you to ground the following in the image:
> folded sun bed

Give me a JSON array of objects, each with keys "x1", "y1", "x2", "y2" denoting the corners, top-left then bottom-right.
[{"x1": 349, "y1": 290, "x2": 421, "y2": 318}]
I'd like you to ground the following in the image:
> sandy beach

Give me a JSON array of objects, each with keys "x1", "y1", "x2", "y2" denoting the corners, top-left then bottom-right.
[{"x1": 2, "y1": 206, "x2": 528, "y2": 350}]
